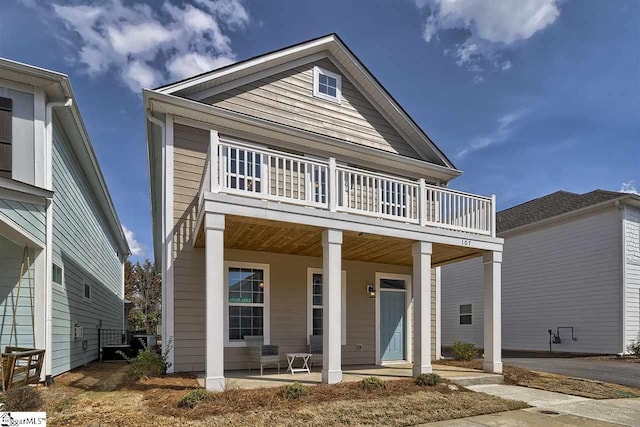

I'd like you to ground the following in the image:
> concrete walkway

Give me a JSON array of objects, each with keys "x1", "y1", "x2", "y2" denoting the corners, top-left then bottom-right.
[
  {"x1": 197, "y1": 364, "x2": 502, "y2": 389},
  {"x1": 425, "y1": 384, "x2": 640, "y2": 426}
]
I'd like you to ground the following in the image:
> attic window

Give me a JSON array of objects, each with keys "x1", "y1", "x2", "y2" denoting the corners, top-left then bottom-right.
[{"x1": 313, "y1": 66, "x2": 341, "y2": 103}]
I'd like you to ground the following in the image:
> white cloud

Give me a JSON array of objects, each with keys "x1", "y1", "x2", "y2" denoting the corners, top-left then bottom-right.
[
  {"x1": 620, "y1": 180, "x2": 639, "y2": 194},
  {"x1": 29, "y1": 0, "x2": 249, "y2": 93},
  {"x1": 416, "y1": 0, "x2": 561, "y2": 78},
  {"x1": 456, "y1": 110, "x2": 527, "y2": 158},
  {"x1": 122, "y1": 225, "x2": 145, "y2": 257}
]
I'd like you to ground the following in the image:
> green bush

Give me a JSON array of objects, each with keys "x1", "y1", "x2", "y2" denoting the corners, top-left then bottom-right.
[
  {"x1": 415, "y1": 373, "x2": 442, "y2": 387},
  {"x1": 282, "y1": 382, "x2": 310, "y2": 400},
  {"x1": 178, "y1": 388, "x2": 211, "y2": 408},
  {"x1": 627, "y1": 335, "x2": 640, "y2": 358},
  {"x1": 451, "y1": 341, "x2": 478, "y2": 361},
  {"x1": 3, "y1": 386, "x2": 42, "y2": 411},
  {"x1": 122, "y1": 338, "x2": 173, "y2": 378},
  {"x1": 360, "y1": 376, "x2": 386, "y2": 391}
]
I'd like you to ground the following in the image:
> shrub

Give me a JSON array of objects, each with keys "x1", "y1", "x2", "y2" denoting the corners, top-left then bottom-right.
[
  {"x1": 122, "y1": 338, "x2": 173, "y2": 378},
  {"x1": 3, "y1": 386, "x2": 42, "y2": 411},
  {"x1": 360, "y1": 376, "x2": 386, "y2": 391},
  {"x1": 451, "y1": 341, "x2": 477, "y2": 361},
  {"x1": 627, "y1": 336, "x2": 640, "y2": 358},
  {"x1": 415, "y1": 373, "x2": 442, "y2": 387},
  {"x1": 178, "y1": 388, "x2": 211, "y2": 408},
  {"x1": 282, "y1": 382, "x2": 310, "y2": 400}
]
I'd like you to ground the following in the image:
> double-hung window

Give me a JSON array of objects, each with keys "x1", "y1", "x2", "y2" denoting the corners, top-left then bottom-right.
[
  {"x1": 307, "y1": 268, "x2": 347, "y2": 345},
  {"x1": 52, "y1": 255, "x2": 64, "y2": 292},
  {"x1": 459, "y1": 304, "x2": 472, "y2": 325},
  {"x1": 313, "y1": 66, "x2": 342, "y2": 103},
  {"x1": 225, "y1": 262, "x2": 270, "y2": 346}
]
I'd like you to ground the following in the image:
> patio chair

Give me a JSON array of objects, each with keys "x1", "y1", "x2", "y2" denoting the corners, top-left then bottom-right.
[
  {"x1": 308, "y1": 335, "x2": 323, "y2": 368},
  {"x1": 244, "y1": 336, "x2": 280, "y2": 376}
]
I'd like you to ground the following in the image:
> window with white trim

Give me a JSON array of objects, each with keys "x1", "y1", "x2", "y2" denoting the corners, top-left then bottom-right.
[
  {"x1": 307, "y1": 268, "x2": 347, "y2": 345},
  {"x1": 83, "y1": 282, "x2": 92, "y2": 302},
  {"x1": 459, "y1": 304, "x2": 472, "y2": 325},
  {"x1": 52, "y1": 257, "x2": 64, "y2": 292},
  {"x1": 313, "y1": 66, "x2": 342, "y2": 103},
  {"x1": 225, "y1": 263, "x2": 270, "y2": 346}
]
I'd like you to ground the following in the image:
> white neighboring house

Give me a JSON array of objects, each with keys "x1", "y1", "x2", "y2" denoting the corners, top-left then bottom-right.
[{"x1": 442, "y1": 189, "x2": 640, "y2": 355}]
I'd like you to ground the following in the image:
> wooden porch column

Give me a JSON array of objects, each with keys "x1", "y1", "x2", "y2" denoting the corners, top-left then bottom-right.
[
  {"x1": 322, "y1": 229, "x2": 343, "y2": 384},
  {"x1": 412, "y1": 241, "x2": 432, "y2": 376},
  {"x1": 483, "y1": 251, "x2": 503, "y2": 374},
  {"x1": 205, "y1": 213, "x2": 225, "y2": 391}
]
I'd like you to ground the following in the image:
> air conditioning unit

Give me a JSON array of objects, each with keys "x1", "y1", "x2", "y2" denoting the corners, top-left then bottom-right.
[{"x1": 73, "y1": 324, "x2": 84, "y2": 339}]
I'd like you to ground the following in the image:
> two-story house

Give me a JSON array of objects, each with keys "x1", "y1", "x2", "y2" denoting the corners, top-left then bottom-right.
[
  {"x1": 0, "y1": 58, "x2": 129, "y2": 382},
  {"x1": 145, "y1": 34, "x2": 504, "y2": 391}
]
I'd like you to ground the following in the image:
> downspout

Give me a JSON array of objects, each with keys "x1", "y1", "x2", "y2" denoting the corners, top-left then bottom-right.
[
  {"x1": 616, "y1": 200, "x2": 627, "y2": 355},
  {"x1": 44, "y1": 98, "x2": 72, "y2": 385},
  {"x1": 145, "y1": 109, "x2": 167, "y2": 353}
]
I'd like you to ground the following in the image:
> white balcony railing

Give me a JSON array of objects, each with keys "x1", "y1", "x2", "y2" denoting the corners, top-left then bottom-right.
[{"x1": 199, "y1": 138, "x2": 496, "y2": 236}]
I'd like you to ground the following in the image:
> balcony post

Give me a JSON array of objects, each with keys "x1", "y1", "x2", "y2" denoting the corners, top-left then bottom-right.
[
  {"x1": 210, "y1": 130, "x2": 220, "y2": 193},
  {"x1": 328, "y1": 157, "x2": 337, "y2": 212},
  {"x1": 418, "y1": 178, "x2": 426, "y2": 226},
  {"x1": 490, "y1": 194, "x2": 497, "y2": 237}
]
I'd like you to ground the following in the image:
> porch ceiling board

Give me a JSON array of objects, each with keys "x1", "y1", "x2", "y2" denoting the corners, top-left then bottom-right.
[{"x1": 195, "y1": 215, "x2": 483, "y2": 266}]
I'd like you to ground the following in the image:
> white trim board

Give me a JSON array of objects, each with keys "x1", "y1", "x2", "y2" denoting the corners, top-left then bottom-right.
[{"x1": 306, "y1": 268, "x2": 347, "y2": 346}]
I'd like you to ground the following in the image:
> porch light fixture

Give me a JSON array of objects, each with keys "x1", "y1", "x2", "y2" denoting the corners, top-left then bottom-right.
[{"x1": 366, "y1": 284, "x2": 376, "y2": 298}]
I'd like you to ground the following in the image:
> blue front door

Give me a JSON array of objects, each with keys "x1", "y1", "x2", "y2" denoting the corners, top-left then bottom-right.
[{"x1": 380, "y1": 291, "x2": 405, "y2": 361}]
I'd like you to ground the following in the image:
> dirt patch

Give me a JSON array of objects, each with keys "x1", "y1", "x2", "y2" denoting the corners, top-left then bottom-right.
[
  {"x1": 583, "y1": 355, "x2": 640, "y2": 364},
  {"x1": 40, "y1": 362, "x2": 528, "y2": 426},
  {"x1": 435, "y1": 360, "x2": 640, "y2": 399}
]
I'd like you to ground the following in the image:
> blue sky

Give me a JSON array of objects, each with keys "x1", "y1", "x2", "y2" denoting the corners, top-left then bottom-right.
[{"x1": 1, "y1": 0, "x2": 638, "y2": 260}]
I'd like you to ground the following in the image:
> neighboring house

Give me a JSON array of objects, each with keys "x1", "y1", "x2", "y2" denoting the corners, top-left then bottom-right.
[
  {"x1": 0, "y1": 58, "x2": 129, "y2": 381},
  {"x1": 145, "y1": 34, "x2": 504, "y2": 391},
  {"x1": 442, "y1": 190, "x2": 640, "y2": 355}
]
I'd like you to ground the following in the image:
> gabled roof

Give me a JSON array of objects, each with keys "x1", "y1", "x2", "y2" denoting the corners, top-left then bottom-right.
[
  {"x1": 497, "y1": 189, "x2": 637, "y2": 234},
  {"x1": 0, "y1": 57, "x2": 130, "y2": 257},
  {"x1": 155, "y1": 34, "x2": 457, "y2": 171}
]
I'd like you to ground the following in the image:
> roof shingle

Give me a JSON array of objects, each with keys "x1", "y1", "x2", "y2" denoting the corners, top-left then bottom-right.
[{"x1": 496, "y1": 190, "x2": 625, "y2": 234}]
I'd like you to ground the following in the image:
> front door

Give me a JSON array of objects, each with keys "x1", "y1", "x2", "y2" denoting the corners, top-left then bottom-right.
[{"x1": 379, "y1": 276, "x2": 408, "y2": 361}]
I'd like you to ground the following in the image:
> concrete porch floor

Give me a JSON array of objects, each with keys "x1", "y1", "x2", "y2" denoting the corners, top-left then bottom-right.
[{"x1": 196, "y1": 364, "x2": 502, "y2": 389}]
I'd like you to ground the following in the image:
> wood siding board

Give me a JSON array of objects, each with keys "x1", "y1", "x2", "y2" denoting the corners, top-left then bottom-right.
[
  {"x1": 202, "y1": 59, "x2": 421, "y2": 159},
  {"x1": 0, "y1": 198, "x2": 45, "y2": 243}
]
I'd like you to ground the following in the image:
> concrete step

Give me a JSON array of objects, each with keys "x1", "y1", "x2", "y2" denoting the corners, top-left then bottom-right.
[{"x1": 449, "y1": 373, "x2": 504, "y2": 386}]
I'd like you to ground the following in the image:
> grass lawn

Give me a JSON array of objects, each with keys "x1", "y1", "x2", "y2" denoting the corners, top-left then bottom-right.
[
  {"x1": 40, "y1": 363, "x2": 527, "y2": 426},
  {"x1": 435, "y1": 360, "x2": 640, "y2": 399}
]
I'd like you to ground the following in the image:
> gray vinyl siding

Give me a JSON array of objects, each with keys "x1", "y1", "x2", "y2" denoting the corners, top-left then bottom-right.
[
  {"x1": 443, "y1": 207, "x2": 622, "y2": 354},
  {"x1": 0, "y1": 198, "x2": 45, "y2": 243},
  {"x1": 51, "y1": 117, "x2": 123, "y2": 376},
  {"x1": 625, "y1": 206, "x2": 640, "y2": 348},
  {"x1": 0, "y1": 235, "x2": 35, "y2": 348},
  {"x1": 203, "y1": 58, "x2": 420, "y2": 159}
]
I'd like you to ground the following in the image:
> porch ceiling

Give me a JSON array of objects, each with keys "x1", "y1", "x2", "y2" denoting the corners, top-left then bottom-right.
[{"x1": 195, "y1": 215, "x2": 483, "y2": 266}]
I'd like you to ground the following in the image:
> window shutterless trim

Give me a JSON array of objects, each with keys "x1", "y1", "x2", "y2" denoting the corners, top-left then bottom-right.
[
  {"x1": 224, "y1": 261, "x2": 270, "y2": 347},
  {"x1": 306, "y1": 267, "x2": 347, "y2": 345},
  {"x1": 313, "y1": 66, "x2": 342, "y2": 104},
  {"x1": 459, "y1": 303, "x2": 472, "y2": 325},
  {"x1": 83, "y1": 282, "x2": 92, "y2": 302},
  {"x1": 51, "y1": 254, "x2": 64, "y2": 293}
]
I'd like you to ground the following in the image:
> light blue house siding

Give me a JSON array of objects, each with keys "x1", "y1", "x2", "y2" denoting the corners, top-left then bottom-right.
[
  {"x1": 0, "y1": 235, "x2": 36, "y2": 349},
  {"x1": 0, "y1": 198, "x2": 45, "y2": 244},
  {"x1": 51, "y1": 118, "x2": 124, "y2": 376}
]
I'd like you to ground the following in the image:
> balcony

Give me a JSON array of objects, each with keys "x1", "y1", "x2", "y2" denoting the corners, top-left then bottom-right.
[{"x1": 198, "y1": 138, "x2": 496, "y2": 237}]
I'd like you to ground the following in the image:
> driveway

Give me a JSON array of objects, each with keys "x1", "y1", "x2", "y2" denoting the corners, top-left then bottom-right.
[{"x1": 504, "y1": 357, "x2": 640, "y2": 389}]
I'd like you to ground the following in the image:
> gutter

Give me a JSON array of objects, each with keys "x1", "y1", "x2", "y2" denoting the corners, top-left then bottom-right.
[{"x1": 44, "y1": 97, "x2": 72, "y2": 385}]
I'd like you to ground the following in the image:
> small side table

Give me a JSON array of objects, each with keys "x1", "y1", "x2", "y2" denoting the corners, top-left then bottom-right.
[{"x1": 286, "y1": 353, "x2": 311, "y2": 374}]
